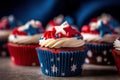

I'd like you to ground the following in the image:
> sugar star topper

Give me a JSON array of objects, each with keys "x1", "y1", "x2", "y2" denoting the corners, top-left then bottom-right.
[
  {"x1": 55, "y1": 21, "x2": 69, "y2": 35},
  {"x1": 96, "y1": 21, "x2": 112, "y2": 37}
]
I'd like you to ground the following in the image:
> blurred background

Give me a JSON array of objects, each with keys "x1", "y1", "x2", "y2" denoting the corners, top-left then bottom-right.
[{"x1": 0, "y1": 0, "x2": 120, "y2": 29}]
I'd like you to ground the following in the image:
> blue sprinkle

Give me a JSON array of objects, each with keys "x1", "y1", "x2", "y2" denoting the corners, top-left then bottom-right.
[
  {"x1": 39, "y1": 37, "x2": 43, "y2": 40},
  {"x1": 55, "y1": 34, "x2": 59, "y2": 38},
  {"x1": 14, "y1": 35, "x2": 17, "y2": 38}
]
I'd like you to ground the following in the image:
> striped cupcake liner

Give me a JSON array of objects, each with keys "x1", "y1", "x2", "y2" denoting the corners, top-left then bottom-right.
[
  {"x1": 85, "y1": 43, "x2": 114, "y2": 65},
  {"x1": 36, "y1": 47, "x2": 88, "y2": 77},
  {"x1": 7, "y1": 43, "x2": 39, "y2": 66}
]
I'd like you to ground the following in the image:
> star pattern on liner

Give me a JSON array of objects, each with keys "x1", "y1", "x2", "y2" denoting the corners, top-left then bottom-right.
[
  {"x1": 103, "y1": 50, "x2": 107, "y2": 55},
  {"x1": 32, "y1": 62, "x2": 36, "y2": 66},
  {"x1": 96, "y1": 21, "x2": 112, "y2": 37},
  {"x1": 57, "y1": 57, "x2": 60, "y2": 61},
  {"x1": 85, "y1": 58, "x2": 89, "y2": 64},
  {"x1": 45, "y1": 69, "x2": 48, "y2": 74},
  {"x1": 51, "y1": 58, "x2": 54, "y2": 62},
  {"x1": 55, "y1": 21, "x2": 69, "y2": 35},
  {"x1": 96, "y1": 56, "x2": 102, "y2": 63},
  {"x1": 71, "y1": 64, "x2": 77, "y2": 72},
  {"x1": 51, "y1": 64, "x2": 58, "y2": 73},
  {"x1": 87, "y1": 50, "x2": 92, "y2": 58},
  {"x1": 71, "y1": 58, "x2": 73, "y2": 61},
  {"x1": 41, "y1": 63, "x2": 43, "y2": 67},
  {"x1": 104, "y1": 58, "x2": 107, "y2": 62},
  {"x1": 61, "y1": 73, "x2": 65, "y2": 76},
  {"x1": 24, "y1": 25, "x2": 39, "y2": 36}
]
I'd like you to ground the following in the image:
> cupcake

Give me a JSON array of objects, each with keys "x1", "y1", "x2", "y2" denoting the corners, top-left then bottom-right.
[
  {"x1": 36, "y1": 21, "x2": 88, "y2": 76},
  {"x1": 46, "y1": 15, "x2": 77, "y2": 31},
  {"x1": 7, "y1": 20, "x2": 44, "y2": 66},
  {"x1": 0, "y1": 15, "x2": 21, "y2": 57},
  {"x1": 81, "y1": 14, "x2": 119, "y2": 65},
  {"x1": 112, "y1": 37, "x2": 120, "y2": 75}
]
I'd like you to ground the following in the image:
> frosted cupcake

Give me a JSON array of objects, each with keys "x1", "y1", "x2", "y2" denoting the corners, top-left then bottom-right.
[
  {"x1": 112, "y1": 37, "x2": 120, "y2": 75},
  {"x1": 0, "y1": 15, "x2": 21, "y2": 57},
  {"x1": 81, "y1": 14, "x2": 119, "y2": 65},
  {"x1": 36, "y1": 21, "x2": 88, "y2": 76},
  {"x1": 8, "y1": 20, "x2": 44, "y2": 66}
]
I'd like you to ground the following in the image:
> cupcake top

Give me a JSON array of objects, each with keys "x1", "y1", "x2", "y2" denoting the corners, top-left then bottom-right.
[
  {"x1": 0, "y1": 15, "x2": 21, "y2": 39},
  {"x1": 46, "y1": 15, "x2": 77, "y2": 31},
  {"x1": 9, "y1": 20, "x2": 44, "y2": 44},
  {"x1": 113, "y1": 37, "x2": 120, "y2": 50},
  {"x1": 39, "y1": 21, "x2": 84, "y2": 48},
  {"x1": 81, "y1": 14, "x2": 119, "y2": 43}
]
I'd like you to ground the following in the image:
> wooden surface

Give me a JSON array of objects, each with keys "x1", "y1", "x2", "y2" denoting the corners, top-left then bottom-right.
[{"x1": 0, "y1": 57, "x2": 119, "y2": 80}]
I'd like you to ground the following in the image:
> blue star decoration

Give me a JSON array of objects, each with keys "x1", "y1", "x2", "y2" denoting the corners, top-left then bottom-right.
[
  {"x1": 62, "y1": 16, "x2": 74, "y2": 25},
  {"x1": 96, "y1": 21, "x2": 113, "y2": 37},
  {"x1": 24, "y1": 25, "x2": 41, "y2": 36}
]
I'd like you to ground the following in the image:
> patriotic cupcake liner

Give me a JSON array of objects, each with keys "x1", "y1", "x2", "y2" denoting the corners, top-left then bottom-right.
[
  {"x1": 85, "y1": 43, "x2": 114, "y2": 65},
  {"x1": 36, "y1": 47, "x2": 88, "y2": 77},
  {"x1": 0, "y1": 40, "x2": 9, "y2": 57},
  {"x1": 7, "y1": 43, "x2": 39, "y2": 66},
  {"x1": 112, "y1": 49, "x2": 120, "y2": 75}
]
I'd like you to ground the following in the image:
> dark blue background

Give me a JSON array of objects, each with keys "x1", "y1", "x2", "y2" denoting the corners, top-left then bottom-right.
[{"x1": 0, "y1": 0, "x2": 120, "y2": 29}]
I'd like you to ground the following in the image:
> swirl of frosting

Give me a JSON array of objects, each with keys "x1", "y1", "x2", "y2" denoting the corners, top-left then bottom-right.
[
  {"x1": 113, "y1": 37, "x2": 120, "y2": 50},
  {"x1": 39, "y1": 21, "x2": 84, "y2": 48},
  {"x1": 9, "y1": 20, "x2": 44, "y2": 44}
]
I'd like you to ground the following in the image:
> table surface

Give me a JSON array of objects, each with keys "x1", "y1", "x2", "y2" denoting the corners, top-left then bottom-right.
[{"x1": 0, "y1": 57, "x2": 119, "y2": 80}]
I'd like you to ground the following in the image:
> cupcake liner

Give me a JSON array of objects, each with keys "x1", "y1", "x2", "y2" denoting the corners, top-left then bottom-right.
[
  {"x1": 112, "y1": 49, "x2": 120, "y2": 75},
  {"x1": 85, "y1": 43, "x2": 114, "y2": 65},
  {"x1": 7, "y1": 43, "x2": 39, "y2": 66},
  {"x1": 36, "y1": 47, "x2": 88, "y2": 77},
  {"x1": 0, "y1": 40, "x2": 9, "y2": 57}
]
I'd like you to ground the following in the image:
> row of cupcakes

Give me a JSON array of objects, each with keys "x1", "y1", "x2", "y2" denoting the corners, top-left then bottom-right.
[{"x1": 0, "y1": 14, "x2": 120, "y2": 76}]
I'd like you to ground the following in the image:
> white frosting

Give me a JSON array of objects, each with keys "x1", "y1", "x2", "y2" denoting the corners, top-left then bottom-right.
[
  {"x1": 39, "y1": 37, "x2": 85, "y2": 48},
  {"x1": 82, "y1": 33, "x2": 119, "y2": 43},
  {"x1": 0, "y1": 30, "x2": 12, "y2": 39},
  {"x1": 113, "y1": 38, "x2": 120, "y2": 50},
  {"x1": 8, "y1": 20, "x2": 43, "y2": 44},
  {"x1": 9, "y1": 34, "x2": 43, "y2": 44},
  {"x1": 81, "y1": 33, "x2": 102, "y2": 42}
]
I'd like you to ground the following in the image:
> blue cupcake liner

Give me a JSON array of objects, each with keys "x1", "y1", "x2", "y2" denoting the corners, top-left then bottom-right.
[
  {"x1": 85, "y1": 43, "x2": 114, "y2": 65},
  {"x1": 36, "y1": 48, "x2": 88, "y2": 77},
  {"x1": 0, "y1": 39, "x2": 9, "y2": 57}
]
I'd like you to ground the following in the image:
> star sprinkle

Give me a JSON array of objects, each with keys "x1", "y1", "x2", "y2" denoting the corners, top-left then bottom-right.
[
  {"x1": 61, "y1": 73, "x2": 65, "y2": 76},
  {"x1": 51, "y1": 65, "x2": 58, "y2": 73},
  {"x1": 71, "y1": 64, "x2": 77, "y2": 72},
  {"x1": 45, "y1": 69, "x2": 48, "y2": 74},
  {"x1": 24, "y1": 25, "x2": 39, "y2": 35},
  {"x1": 40, "y1": 63, "x2": 43, "y2": 67},
  {"x1": 54, "y1": 21, "x2": 68, "y2": 35},
  {"x1": 96, "y1": 21, "x2": 112, "y2": 37}
]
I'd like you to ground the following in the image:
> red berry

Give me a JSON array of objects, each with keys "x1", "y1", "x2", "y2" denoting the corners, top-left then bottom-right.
[{"x1": 81, "y1": 25, "x2": 90, "y2": 33}]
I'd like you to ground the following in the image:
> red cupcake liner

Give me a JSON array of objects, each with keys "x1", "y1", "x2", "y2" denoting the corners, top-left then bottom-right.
[
  {"x1": 7, "y1": 43, "x2": 39, "y2": 66},
  {"x1": 112, "y1": 49, "x2": 120, "y2": 75}
]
